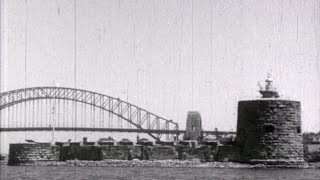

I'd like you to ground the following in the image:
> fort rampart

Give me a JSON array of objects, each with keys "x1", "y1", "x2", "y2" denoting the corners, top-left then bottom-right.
[
  {"x1": 8, "y1": 143, "x2": 221, "y2": 165},
  {"x1": 8, "y1": 143, "x2": 60, "y2": 165}
]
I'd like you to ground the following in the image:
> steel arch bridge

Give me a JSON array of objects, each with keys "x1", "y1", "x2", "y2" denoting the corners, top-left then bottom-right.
[{"x1": 0, "y1": 87, "x2": 179, "y2": 141}]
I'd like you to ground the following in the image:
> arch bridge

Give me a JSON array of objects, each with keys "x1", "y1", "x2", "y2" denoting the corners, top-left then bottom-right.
[{"x1": 0, "y1": 87, "x2": 179, "y2": 141}]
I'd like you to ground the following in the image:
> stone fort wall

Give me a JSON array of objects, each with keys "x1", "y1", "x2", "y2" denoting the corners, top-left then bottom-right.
[
  {"x1": 236, "y1": 99, "x2": 304, "y2": 166},
  {"x1": 8, "y1": 143, "x2": 60, "y2": 165},
  {"x1": 8, "y1": 144, "x2": 220, "y2": 165}
]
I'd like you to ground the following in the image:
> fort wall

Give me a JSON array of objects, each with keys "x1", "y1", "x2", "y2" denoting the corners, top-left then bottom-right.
[
  {"x1": 304, "y1": 143, "x2": 320, "y2": 162},
  {"x1": 60, "y1": 145, "x2": 102, "y2": 161},
  {"x1": 7, "y1": 142, "x2": 318, "y2": 166},
  {"x1": 8, "y1": 143, "x2": 220, "y2": 165},
  {"x1": 8, "y1": 143, "x2": 59, "y2": 165}
]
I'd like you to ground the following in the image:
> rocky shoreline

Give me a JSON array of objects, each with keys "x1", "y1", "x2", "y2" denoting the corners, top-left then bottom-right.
[{"x1": 10, "y1": 159, "x2": 320, "y2": 169}]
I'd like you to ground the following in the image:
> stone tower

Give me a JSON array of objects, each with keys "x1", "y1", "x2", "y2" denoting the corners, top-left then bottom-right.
[
  {"x1": 184, "y1": 111, "x2": 203, "y2": 141},
  {"x1": 236, "y1": 76, "x2": 304, "y2": 167}
]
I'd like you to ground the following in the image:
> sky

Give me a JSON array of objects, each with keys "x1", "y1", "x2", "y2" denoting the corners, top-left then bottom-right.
[{"x1": 1, "y1": 0, "x2": 319, "y2": 133}]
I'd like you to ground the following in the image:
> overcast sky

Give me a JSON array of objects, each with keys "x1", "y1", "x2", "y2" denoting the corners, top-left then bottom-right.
[{"x1": 1, "y1": 0, "x2": 319, "y2": 132}]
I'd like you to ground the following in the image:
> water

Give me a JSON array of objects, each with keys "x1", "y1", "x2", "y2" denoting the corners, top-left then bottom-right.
[{"x1": 1, "y1": 163, "x2": 320, "y2": 180}]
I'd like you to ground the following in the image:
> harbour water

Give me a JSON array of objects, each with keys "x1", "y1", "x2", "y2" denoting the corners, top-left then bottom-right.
[{"x1": 1, "y1": 162, "x2": 320, "y2": 180}]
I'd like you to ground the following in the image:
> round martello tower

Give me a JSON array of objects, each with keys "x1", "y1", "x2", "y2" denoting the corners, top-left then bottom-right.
[{"x1": 236, "y1": 75, "x2": 304, "y2": 167}]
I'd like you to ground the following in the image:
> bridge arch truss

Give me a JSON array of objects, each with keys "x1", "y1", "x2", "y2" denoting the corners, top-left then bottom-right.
[{"x1": 0, "y1": 87, "x2": 179, "y2": 141}]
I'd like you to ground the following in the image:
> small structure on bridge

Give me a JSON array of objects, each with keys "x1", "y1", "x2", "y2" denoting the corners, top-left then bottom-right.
[{"x1": 184, "y1": 111, "x2": 203, "y2": 141}]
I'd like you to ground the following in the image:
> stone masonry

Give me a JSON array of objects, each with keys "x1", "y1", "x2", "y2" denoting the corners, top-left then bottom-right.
[
  {"x1": 184, "y1": 111, "x2": 203, "y2": 141},
  {"x1": 236, "y1": 100, "x2": 304, "y2": 167},
  {"x1": 8, "y1": 143, "x2": 60, "y2": 165}
]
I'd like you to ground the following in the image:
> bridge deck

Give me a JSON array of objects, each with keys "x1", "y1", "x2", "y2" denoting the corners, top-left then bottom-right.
[{"x1": 0, "y1": 127, "x2": 235, "y2": 135}]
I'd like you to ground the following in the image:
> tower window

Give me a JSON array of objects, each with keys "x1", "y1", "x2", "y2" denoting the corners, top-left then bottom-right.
[
  {"x1": 263, "y1": 124, "x2": 274, "y2": 133},
  {"x1": 297, "y1": 126, "x2": 301, "y2": 133}
]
